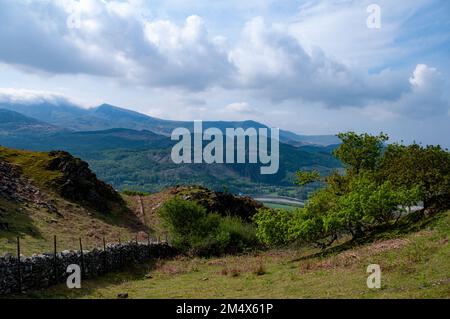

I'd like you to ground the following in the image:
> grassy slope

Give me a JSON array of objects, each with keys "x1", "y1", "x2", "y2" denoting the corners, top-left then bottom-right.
[
  {"x1": 0, "y1": 147, "x2": 147, "y2": 255},
  {"x1": 23, "y1": 210, "x2": 450, "y2": 299}
]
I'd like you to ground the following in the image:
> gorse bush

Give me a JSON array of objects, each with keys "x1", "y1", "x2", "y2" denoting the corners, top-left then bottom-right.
[{"x1": 159, "y1": 197, "x2": 258, "y2": 255}]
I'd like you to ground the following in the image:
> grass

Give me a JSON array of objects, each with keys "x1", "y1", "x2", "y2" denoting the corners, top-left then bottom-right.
[
  {"x1": 0, "y1": 147, "x2": 149, "y2": 255},
  {"x1": 0, "y1": 194, "x2": 147, "y2": 255},
  {"x1": 0, "y1": 147, "x2": 63, "y2": 188},
  {"x1": 17, "y1": 210, "x2": 450, "y2": 299}
]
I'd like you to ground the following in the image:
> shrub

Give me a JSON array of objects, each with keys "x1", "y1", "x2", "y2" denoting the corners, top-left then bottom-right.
[
  {"x1": 216, "y1": 216, "x2": 259, "y2": 250},
  {"x1": 159, "y1": 197, "x2": 258, "y2": 255},
  {"x1": 253, "y1": 208, "x2": 293, "y2": 246},
  {"x1": 159, "y1": 197, "x2": 220, "y2": 251}
]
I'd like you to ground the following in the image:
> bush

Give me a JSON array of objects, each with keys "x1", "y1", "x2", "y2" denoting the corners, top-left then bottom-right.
[
  {"x1": 217, "y1": 216, "x2": 259, "y2": 250},
  {"x1": 159, "y1": 197, "x2": 258, "y2": 255},
  {"x1": 253, "y1": 208, "x2": 293, "y2": 246},
  {"x1": 159, "y1": 197, "x2": 220, "y2": 251}
]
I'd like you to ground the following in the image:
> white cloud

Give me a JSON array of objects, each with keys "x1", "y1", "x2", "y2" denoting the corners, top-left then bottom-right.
[
  {"x1": 0, "y1": 0, "x2": 448, "y2": 144},
  {"x1": 228, "y1": 17, "x2": 409, "y2": 107},
  {"x1": 363, "y1": 64, "x2": 449, "y2": 119},
  {"x1": 224, "y1": 102, "x2": 254, "y2": 113},
  {"x1": 409, "y1": 64, "x2": 439, "y2": 89},
  {"x1": 0, "y1": 88, "x2": 74, "y2": 105},
  {"x1": 0, "y1": 0, "x2": 412, "y2": 105}
]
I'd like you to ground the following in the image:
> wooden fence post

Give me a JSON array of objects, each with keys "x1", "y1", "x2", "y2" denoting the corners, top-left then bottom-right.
[
  {"x1": 79, "y1": 238, "x2": 85, "y2": 278},
  {"x1": 118, "y1": 237, "x2": 123, "y2": 268},
  {"x1": 53, "y1": 235, "x2": 58, "y2": 284},
  {"x1": 147, "y1": 232, "x2": 151, "y2": 258},
  {"x1": 102, "y1": 237, "x2": 107, "y2": 274},
  {"x1": 16, "y1": 237, "x2": 22, "y2": 293}
]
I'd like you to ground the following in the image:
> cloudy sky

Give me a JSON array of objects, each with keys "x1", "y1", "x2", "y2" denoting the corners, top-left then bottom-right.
[{"x1": 0, "y1": 0, "x2": 449, "y2": 146}]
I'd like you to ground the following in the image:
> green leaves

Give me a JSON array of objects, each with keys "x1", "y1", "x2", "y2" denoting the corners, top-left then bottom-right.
[
  {"x1": 258, "y1": 131, "x2": 444, "y2": 249},
  {"x1": 333, "y1": 131, "x2": 388, "y2": 173},
  {"x1": 159, "y1": 197, "x2": 258, "y2": 254},
  {"x1": 379, "y1": 143, "x2": 450, "y2": 210},
  {"x1": 253, "y1": 208, "x2": 292, "y2": 246},
  {"x1": 295, "y1": 170, "x2": 321, "y2": 186}
]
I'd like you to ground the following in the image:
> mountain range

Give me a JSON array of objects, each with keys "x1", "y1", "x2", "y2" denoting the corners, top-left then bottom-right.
[
  {"x1": 0, "y1": 102, "x2": 340, "y2": 145},
  {"x1": 0, "y1": 102, "x2": 342, "y2": 198}
]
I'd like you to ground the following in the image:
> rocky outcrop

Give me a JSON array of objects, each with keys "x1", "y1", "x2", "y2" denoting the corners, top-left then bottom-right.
[
  {"x1": 0, "y1": 160, "x2": 42, "y2": 203},
  {"x1": 170, "y1": 185, "x2": 263, "y2": 221},
  {"x1": 46, "y1": 151, "x2": 124, "y2": 213}
]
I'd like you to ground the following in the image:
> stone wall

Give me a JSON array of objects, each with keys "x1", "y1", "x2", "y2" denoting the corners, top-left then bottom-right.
[{"x1": 0, "y1": 241, "x2": 176, "y2": 295}]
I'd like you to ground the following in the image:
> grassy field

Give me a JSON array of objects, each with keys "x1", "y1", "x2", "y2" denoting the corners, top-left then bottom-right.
[{"x1": 20, "y1": 210, "x2": 450, "y2": 299}]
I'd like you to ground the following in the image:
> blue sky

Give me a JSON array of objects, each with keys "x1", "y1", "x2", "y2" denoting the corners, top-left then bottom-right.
[{"x1": 0, "y1": 0, "x2": 449, "y2": 146}]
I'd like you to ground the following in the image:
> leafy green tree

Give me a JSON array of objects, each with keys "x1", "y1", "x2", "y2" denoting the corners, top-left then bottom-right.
[
  {"x1": 333, "y1": 174, "x2": 421, "y2": 233},
  {"x1": 296, "y1": 170, "x2": 321, "y2": 186},
  {"x1": 333, "y1": 132, "x2": 388, "y2": 173},
  {"x1": 379, "y1": 143, "x2": 450, "y2": 210},
  {"x1": 289, "y1": 188, "x2": 341, "y2": 248},
  {"x1": 256, "y1": 132, "x2": 446, "y2": 250},
  {"x1": 253, "y1": 208, "x2": 293, "y2": 246}
]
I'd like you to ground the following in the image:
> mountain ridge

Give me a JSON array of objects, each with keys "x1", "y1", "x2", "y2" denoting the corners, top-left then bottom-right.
[{"x1": 0, "y1": 102, "x2": 340, "y2": 146}]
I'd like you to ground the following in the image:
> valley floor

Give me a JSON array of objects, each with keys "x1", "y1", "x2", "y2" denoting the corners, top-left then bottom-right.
[{"x1": 19, "y1": 211, "x2": 450, "y2": 299}]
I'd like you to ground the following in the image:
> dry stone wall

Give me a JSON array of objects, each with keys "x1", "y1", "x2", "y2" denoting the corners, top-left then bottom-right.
[{"x1": 0, "y1": 241, "x2": 176, "y2": 295}]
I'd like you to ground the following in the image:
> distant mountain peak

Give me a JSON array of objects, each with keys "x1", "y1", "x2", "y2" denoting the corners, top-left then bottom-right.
[
  {"x1": 0, "y1": 101, "x2": 339, "y2": 146},
  {"x1": 0, "y1": 108, "x2": 39, "y2": 124}
]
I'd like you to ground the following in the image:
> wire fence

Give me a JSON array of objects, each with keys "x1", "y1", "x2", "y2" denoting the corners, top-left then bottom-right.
[{"x1": 0, "y1": 232, "x2": 173, "y2": 295}]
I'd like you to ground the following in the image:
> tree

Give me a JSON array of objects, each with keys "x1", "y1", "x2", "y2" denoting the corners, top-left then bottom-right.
[
  {"x1": 253, "y1": 208, "x2": 293, "y2": 246},
  {"x1": 295, "y1": 170, "x2": 321, "y2": 186},
  {"x1": 333, "y1": 132, "x2": 388, "y2": 174},
  {"x1": 379, "y1": 143, "x2": 450, "y2": 211},
  {"x1": 256, "y1": 132, "x2": 448, "y2": 250}
]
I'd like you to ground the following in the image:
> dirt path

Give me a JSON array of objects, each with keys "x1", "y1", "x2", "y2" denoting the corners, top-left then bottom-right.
[{"x1": 138, "y1": 195, "x2": 146, "y2": 226}]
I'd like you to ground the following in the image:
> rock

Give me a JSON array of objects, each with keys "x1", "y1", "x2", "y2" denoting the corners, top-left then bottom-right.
[
  {"x1": 3, "y1": 252, "x2": 13, "y2": 259},
  {"x1": 117, "y1": 293, "x2": 129, "y2": 299},
  {"x1": 46, "y1": 151, "x2": 125, "y2": 213}
]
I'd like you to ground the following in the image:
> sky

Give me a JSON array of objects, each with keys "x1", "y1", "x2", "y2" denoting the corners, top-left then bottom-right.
[{"x1": 0, "y1": 0, "x2": 449, "y2": 146}]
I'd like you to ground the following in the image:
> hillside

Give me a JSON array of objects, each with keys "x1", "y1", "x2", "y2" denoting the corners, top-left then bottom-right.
[
  {"x1": 0, "y1": 111, "x2": 341, "y2": 197},
  {"x1": 23, "y1": 210, "x2": 450, "y2": 298},
  {"x1": 0, "y1": 146, "x2": 147, "y2": 255},
  {"x1": 0, "y1": 146, "x2": 269, "y2": 255},
  {"x1": 0, "y1": 109, "x2": 62, "y2": 135}
]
